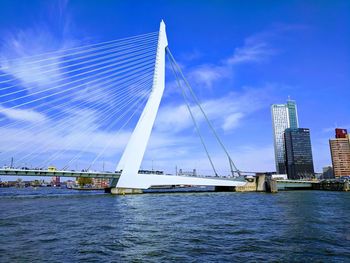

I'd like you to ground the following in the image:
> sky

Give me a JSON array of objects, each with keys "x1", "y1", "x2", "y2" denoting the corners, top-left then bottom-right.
[{"x1": 0, "y1": 0, "x2": 349, "y2": 176}]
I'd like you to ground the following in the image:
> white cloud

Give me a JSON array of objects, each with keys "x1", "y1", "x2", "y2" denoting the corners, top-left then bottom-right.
[
  {"x1": 172, "y1": 30, "x2": 277, "y2": 90},
  {"x1": 0, "y1": 1, "x2": 77, "y2": 92},
  {"x1": 226, "y1": 41, "x2": 274, "y2": 65},
  {"x1": 0, "y1": 23, "x2": 78, "y2": 91},
  {"x1": 155, "y1": 104, "x2": 192, "y2": 133},
  {"x1": 156, "y1": 86, "x2": 270, "y2": 134},
  {"x1": 222, "y1": 112, "x2": 244, "y2": 131},
  {"x1": 0, "y1": 106, "x2": 47, "y2": 123},
  {"x1": 0, "y1": 54, "x2": 64, "y2": 91},
  {"x1": 188, "y1": 64, "x2": 229, "y2": 89}
]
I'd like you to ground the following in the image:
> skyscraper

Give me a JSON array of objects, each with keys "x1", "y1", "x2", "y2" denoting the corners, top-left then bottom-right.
[
  {"x1": 271, "y1": 99, "x2": 299, "y2": 174},
  {"x1": 284, "y1": 128, "x2": 314, "y2": 179},
  {"x1": 329, "y1": 128, "x2": 350, "y2": 177}
]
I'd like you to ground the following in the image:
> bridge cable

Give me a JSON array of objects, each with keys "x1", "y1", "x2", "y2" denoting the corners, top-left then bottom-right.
[
  {"x1": 43, "y1": 80, "x2": 153, "y2": 168},
  {"x1": 0, "y1": 31, "x2": 158, "y2": 73},
  {"x1": 0, "y1": 63, "x2": 155, "y2": 126},
  {"x1": 62, "y1": 91, "x2": 151, "y2": 170},
  {"x1": 0, "y1": 72, "x2": 154, "y2": 161},
  {"x1": 0, "y1": 66, "x2": 154, "y2": 160},
  {"x1": 166, "y1": 47, "x2": 241, "y2": 177},
  {"x1": 0, "y1": 38, "x2": 157, "y2": 87},
  {"x1": 15, "y1": 79, "x2": 153, "y2": 167},
  {"x1": 86, "y1": 89, "x2": 152, "y2": 170},
  {"x1": 166, "y1": 51, "x2": 218, "y2": 177},
  {"x1": 0, "y1": 52, "x2": 155, "y2": 105},
  {"x1": 0, "y1": 59, "x2": 155, "y2": 113},
  {"x1": 0, "y1": 66, "x2": 154, "y2": 130},
  {"x1": 0, "y1": 45, "x2": 157, "y2": 95},
  {"x1": 0, "y1": 31, "x2": 157, "y2": 170},
  {"x1": 2, "y1": 72, "x2": 154, "y2": 165}
]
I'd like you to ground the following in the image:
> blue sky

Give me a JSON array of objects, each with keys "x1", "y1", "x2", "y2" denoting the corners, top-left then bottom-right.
[{"x1": 0, "y1": 0, "x2": 349, "y2": 175}]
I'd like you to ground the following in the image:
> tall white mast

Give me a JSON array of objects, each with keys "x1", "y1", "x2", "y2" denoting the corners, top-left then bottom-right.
[{"x1": 116, "y1": 20, "x2": 168, "y2": 189}]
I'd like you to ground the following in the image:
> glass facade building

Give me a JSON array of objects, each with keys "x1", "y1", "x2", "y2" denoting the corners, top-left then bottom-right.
[
  {"x1": 271, "y1": 99, "x2": 299, "y2": 174},
  {"x1": 284, "y1": 128, "x2": 314, "y2": 179},
  {"x1": 286, "y1": 100, "x2": 299, "y2": 128}
]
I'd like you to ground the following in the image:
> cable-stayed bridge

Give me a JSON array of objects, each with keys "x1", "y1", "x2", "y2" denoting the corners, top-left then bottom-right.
[{"x1": 0, "y1": 21, "x2": 247, "y2": 194}]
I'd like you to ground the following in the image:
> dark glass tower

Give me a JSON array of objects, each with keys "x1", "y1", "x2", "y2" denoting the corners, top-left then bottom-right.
[{"x1": 284, "y1": 128, "x2": 314, "y2": 179}]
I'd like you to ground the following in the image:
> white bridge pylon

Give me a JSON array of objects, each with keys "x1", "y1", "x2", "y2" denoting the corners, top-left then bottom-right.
[{"x1": 115, "y1": 20, "x2": 246, "y2": 190}]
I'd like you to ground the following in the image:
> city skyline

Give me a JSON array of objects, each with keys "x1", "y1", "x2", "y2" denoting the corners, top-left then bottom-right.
[{"x1": 0, "y1": 1, "x2": 349, "y2": 174}]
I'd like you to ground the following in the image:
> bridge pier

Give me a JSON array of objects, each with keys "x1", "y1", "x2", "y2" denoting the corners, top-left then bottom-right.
[{"x1": 109, "y1": 187, "x2": 143, "y2": 195}]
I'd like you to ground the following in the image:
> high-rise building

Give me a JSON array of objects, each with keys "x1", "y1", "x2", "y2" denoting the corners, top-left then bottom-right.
[
  {"x1": 271, "y1": 99, "x2": 299, "y2": 174},
  {"x1": 284, "y1": 128, "x2": 314, "y2": 179},
  {"x1": 329, "y1": 129, "x2": 350, "y2": 177},
  {"x1": 286, "y1": 100, "x2": 299, "y2": 128}
]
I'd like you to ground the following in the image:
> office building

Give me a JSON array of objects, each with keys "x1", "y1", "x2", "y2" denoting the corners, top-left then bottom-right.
[
  {"x1": 284, "y1": 128, "x2": 314, "y2": 179},
  {"x1": 329, "y1": 128, "x2": 350, "y2": 177},
  {"x1": 271, "y1": 99, "x2": 299, "y2": 174}
]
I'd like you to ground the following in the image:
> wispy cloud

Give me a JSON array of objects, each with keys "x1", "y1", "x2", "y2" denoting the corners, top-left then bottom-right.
[
  {"x1": 222, "y1": 112, "x2": 244, "y2": 131},
  {"x1": 188, "y1": 64, "x2": 230, "y2": 89},
  {"x1": 0, "y1": 1, "x2": 77, "y2": 92},
  {"x1": 226, "y1": 41, "x2": 275, "y2": 65},
  {"x1": 170, "y1": 24, "x2": 308, "y2": 91},
  {"x1": 156, "y1": 85, "x2": 272, "y2": 133},
  {"x1": 179, "y1": 31, "x2": 277, "y2": 89},
  {"x1": 0, "y1": 106, "x2": 47, "y2": 123}
]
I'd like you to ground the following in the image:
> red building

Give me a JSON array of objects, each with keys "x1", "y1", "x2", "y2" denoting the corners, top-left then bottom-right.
[{"x1": 335, "y1": 128, "x2": 348, "y2": 138}]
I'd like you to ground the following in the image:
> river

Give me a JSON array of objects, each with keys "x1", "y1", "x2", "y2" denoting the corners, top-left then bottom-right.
[{"x1": 0, "y1": 188, "x2": 349, "y2": 262}]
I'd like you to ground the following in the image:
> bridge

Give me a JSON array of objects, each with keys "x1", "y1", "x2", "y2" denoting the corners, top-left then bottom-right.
[
  {"x1": 0, "y1": 168, "x2": 120, "y2": 179},
  {"x1": 0, "y1": 20, "x2": 248, "y2": 194}
]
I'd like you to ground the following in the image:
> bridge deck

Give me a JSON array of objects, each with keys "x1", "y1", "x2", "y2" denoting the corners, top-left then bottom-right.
[
  {"x1": 0, "y1": 169, "x2": 120, "y2": 179},
  {"x1": 0, "y1": 169, "x2": 247, "y2": 188}
]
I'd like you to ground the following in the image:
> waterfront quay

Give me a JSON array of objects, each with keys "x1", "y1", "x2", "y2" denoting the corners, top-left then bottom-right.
[
  {"x1": 1, "y1": 172, "x2": 349, "y2": 194},
  {"x1": 220, "y1": 175, "x2": 349, "y2": 193}
]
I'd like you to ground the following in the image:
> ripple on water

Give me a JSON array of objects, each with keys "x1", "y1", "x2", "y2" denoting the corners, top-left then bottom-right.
[{"x1": 0, "y1": 189, "x2": 350, "y2": 262}]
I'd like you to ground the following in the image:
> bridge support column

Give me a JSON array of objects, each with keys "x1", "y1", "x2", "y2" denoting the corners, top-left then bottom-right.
[{"x1": 110, "y1": 187, "x2": 143, "y2": 195}]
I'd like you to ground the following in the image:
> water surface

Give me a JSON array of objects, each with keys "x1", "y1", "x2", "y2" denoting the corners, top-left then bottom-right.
[{"x1": 0, "y1": 188, "x2": 349, "y2": 262}]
